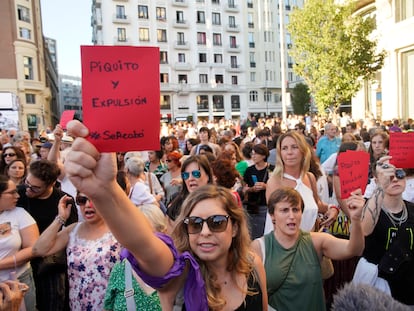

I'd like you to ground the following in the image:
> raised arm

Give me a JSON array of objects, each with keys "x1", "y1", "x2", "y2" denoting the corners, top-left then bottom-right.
[{"x1": 64, "y1": 120, "x2": 174, "y2": 277}]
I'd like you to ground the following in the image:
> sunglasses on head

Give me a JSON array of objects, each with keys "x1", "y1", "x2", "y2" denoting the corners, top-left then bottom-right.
[
  {"x1": 76, "y1": 195, "x2": 89, "y2": 205},
  {"x1": 181, "y1": 170, "x2": 201, "y2": 180},
  {"x1": 184, "y1": 215, "x2": 230, "y2": 234}
]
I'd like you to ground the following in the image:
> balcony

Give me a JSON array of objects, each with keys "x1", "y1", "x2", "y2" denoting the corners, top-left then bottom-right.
[
  {"x1": 160, "y1": 82, "x2": 176, "y2": 92},
  {"x1": 225, "y1": 3, "x2": 239, "y2": 12},
  {"x1": 113, "y1": 14, "x2": 130, "y2": 24},
  {"x1": 226, "y1": 24, "x2": 240, "y2": 32},
  {"x1": 227, "y1": 44, "x2": 241, "y2": 53},
  {"x1": 173, "y1": 20, "x2": 189, "y2": 28},
  {"x1": 172, "y1": 0, "x2": 188, "y2": 7},
  {"x1": 174, "y1": 40, "x2": 190, "y2": 49},
  {"x1": 173, "y1": 62, "x2": 192, "y2": 71},
  {"x1": 227, "y1": 64, "x2": 243, "y2": 72}
]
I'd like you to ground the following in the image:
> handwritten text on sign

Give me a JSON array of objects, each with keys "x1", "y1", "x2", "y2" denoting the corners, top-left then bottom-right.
[
  {"x1": 337, "y1": 150, "x2": 369, "y2": 199},
  {"x1": 81, "y1": 46, "x2": 160, "y2": 152},
  {"x1": 389, "y1": 132, "x2": 414, "y2": 168}
]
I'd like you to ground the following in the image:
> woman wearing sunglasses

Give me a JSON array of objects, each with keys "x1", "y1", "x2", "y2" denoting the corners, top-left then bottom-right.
[
  {"x1": 0, "y1": 147, "x2": 26, "y2": 175},
  {"x1": 166, "y1": 155, "x2": 214, "y2": 226},
  {"x1": 32, "y1": 192, "x2": 121, "y2": 310},
  {"x1": 353, "y1": 156, "x2": 414, "y2": 306},
  {"x1": 63, "y1": 120, "x2": 267, "y2": 310}
]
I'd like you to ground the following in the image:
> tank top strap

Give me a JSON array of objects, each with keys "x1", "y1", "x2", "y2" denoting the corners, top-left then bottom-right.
[{"x1": 283, "y1": 173, "x2": 303, "y2": 188}]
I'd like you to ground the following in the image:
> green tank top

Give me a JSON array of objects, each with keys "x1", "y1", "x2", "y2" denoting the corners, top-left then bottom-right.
[{"x1": 264, "y1": 231, "x2": 326, "y2": 311}]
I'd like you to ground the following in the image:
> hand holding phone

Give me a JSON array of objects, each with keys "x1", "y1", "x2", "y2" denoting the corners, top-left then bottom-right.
[{"x1": 251, "y1": 175, "x2": 258, "y2": 184}]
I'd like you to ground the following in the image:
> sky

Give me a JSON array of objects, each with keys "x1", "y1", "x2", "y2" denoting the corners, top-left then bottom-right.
[{"x1": 40, "y1": 0, "x2": 92, "y2": 77}]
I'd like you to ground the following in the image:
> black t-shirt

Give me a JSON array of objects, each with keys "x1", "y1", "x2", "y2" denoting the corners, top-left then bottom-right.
[
  {"x1": 17, "y1": 185, "x2": 78, "y2": 233},
  {"x1": 243, "y1": 165, "x2": 269, "y2": 207}
]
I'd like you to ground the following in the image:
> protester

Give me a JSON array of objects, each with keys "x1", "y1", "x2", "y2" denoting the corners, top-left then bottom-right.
[
  {"x1": 159, "y1": 151, "x2": 183, "y2": 206},
  {"x1": 5, "y1": 159, "x2": 26, "y2": 186},
  {"x1": 316, "y1": 123, "x2": 341, "y2": 164}
]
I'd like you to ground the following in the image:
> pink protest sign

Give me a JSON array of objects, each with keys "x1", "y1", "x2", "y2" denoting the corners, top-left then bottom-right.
[
  {"x1": 59, "y1": 110, "x2": 75, "y2": 130},
  {"x1": 389, "y1": 132, "x2": 414, "y2": 168},
  {"x1": 81, "y1": 46, "x2": 160, "y2": 152},
  {"x1": 337, "y1": 150, "x2": 370, "y2": 199}
]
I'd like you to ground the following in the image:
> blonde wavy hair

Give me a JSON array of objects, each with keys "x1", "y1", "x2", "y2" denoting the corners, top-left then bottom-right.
[{"x1": 173, "y1": 185, "x2": 256, "y2": 310}]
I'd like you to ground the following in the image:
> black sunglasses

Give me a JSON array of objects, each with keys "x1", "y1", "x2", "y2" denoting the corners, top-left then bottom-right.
[
  {"x1": 3, "y1": 153, "x2": 16, "y2": 158},
  {"x1": 181, "y1": 170, "x2": 201, "y2": 181},
  {"x1": 76, "y1": 195, "x2": 89, "y2": 205},
  {"x1": 184, "y1": 215, "x2": 230, "y2": 234},
  {"x1": 24, "y1": 179, "x2": 42, "y2": 193},
  {"x1": 394, "y1": 169, "x2": 406, "y2": 180}
]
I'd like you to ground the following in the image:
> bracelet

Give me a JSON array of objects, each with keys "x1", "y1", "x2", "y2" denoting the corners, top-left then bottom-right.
[
  {"x1": 329, "y1": 204, "x2": 340, "y2": 212},
  {"x1": 55, "y1": 215, "x2": 66, "y2": 226}
]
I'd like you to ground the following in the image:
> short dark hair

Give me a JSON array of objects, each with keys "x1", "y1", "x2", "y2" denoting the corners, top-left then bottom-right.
[
  {"x1": 199, "y1": 127, "x2": 211, "y2": 139},
  {"x1": 268, "y1": 187, "x2": 304, "y2": 214},
  {"x1": 253, "y1": 144, "x2": 269, "y2": 161},
  {"x1": 29, "y1": 160, "x2": 60, "y2": 186}
]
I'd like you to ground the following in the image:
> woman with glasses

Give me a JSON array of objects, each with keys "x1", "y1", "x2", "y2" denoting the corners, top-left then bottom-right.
[
  {"x1": 63, "y1": 120, "x2": 268, "y2": 310},
  {"x1": 166, "y1": 155, "x2": 214, "y2": 226},
  {"x1": 32, "y1": 192, "x2": 121, "y2": 310},
  {"x1": 160, "y1": 151, "x2": 183, "y2": 207},
  {"x1": 5, "y1": 159, "x2": 26, "y2": 186},
  {"x1": 0, "y1": 147, "x2": 25, "y2": 175},
  {"x1": 0, "y1": 175, "x2": 39, "y2": 311},
  {"x1": 353, "y1": 156, "x2": 414, "y2": 306}
]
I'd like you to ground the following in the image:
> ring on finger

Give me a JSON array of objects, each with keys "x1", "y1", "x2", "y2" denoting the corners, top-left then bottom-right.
[{"x1": 382, "y1": 164, "x2": 389, "y2": 169}]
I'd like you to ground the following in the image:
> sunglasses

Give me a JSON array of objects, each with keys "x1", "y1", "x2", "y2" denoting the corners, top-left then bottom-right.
[
  {"x1": 184, "y1": 215, "x2": 230, "y2": 234},
  {"x1": 3, "y1": 153, "x2": 16, "y2": 158},
  {"x1": 181, "y1": 170, "x2": 201, "y2": 180},
  {"x1": 393, "y1": 169, "x2": 406, "y2": 180},
  {"x1": 76, "y1": 195, "x2": 89, "y2": 205},
  {"x1": 24, "y1": 179, "x2": 42, "y2": 193}
]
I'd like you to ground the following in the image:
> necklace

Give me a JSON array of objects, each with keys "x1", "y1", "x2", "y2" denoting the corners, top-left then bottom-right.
[{"x1": 381, "y1": 201, "x2": 408, "y2": 227}]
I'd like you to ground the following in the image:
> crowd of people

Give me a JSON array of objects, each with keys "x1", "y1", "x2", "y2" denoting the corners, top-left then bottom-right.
[{"x1": 0, "y1": 112, "x2": 412, "y2": 310}]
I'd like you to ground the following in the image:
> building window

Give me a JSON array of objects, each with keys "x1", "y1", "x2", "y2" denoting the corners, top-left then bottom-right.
[
  {"x1": 160, "y1": 51, "x2": 168, "y2": 64},
  {"x1": 197, "y1": 95, "x2": 209, "y2": 111},
  {"x1": 178, "y1": 53, "x2": 186, "y2": 62},
  {"x1": 230, "y1": 36, "x2": 237, "y2": 48},
  {"x1": 26, "y1": 93, "x2": 36, "y2": 104},
  {"x1": 139, "y1": 28, "x2": 149, "y2": 41},
  {"x1": 231, "y1": 76, "x2": 238, "y2": 85},
  {"x1": 248, "y1": 13, "x2": 254, "y2": 28},
  {"x1": 17, "y1": 5, "x2": 30, "y2": 23},
  {"x1": 213, "y1": 95, "x2": 224, "y2": 111},
  {"x1": 117, "y1": 28, "x2": 126, "y2": 41},
  {"x1": 19, "y1": 27, "x2": 31, "y2": 40},
  {"x1": 197, "y1": 11, "x2": 205, "y2": 24},
  {"x1": 23, "y1": 56, "x2": 33, "y2": 80},
  {"x1": 156, "y1": 7, "x2": 167, "y2": 21},
  {"x1": 212, "y1": 13, "x2": 221, "y2": 25},
  {"x1": 231, "y1": 95, "x2": 240, "y2": 110},
  {"x1": 249, "y1": 91, "x2": 258, "y2": 102},
  {"x1": 215, "y1": 75, "x2": 223, "y2": 84},
  {"x1": 177, "y1": 32, "x2": 185, "y2": 45},
  {"x1": 199, "y1": 53, "x2": 207, "y2": 63},
  {"x1": 213, "y1": 33, "x2": 222, "y2": 46},
  {"x1": 229, "y1": 16, "x2": 236, "y2": 28},
  {"x1": 247, "y1": 0, "x2": 253, "y2": 8},
  {"x1": 138, "y1": 5, "x2": 148, "y2": 19},
  {"x1": 160, "y1": 73, "x2": 169, "y2": 83},
  {"x1": 197, "y1": 32, "x2": 206, "y2": 45},
  {"x1": 402, "y1": 49, "x2": 414, "y2": 117},
  {"x1": 176, "y1": 11, "x2": 185, "y2": 23},
  {"x1": 397, "y1": 0, "x2": 414, "y2": 21},
  {"x1": 250, "y1": 72, "x2": 256, "y2": 82},
  {"x1": 212, "y1": 0, "x2": 220, "y2": 4},
  {"x1": 230, "y1": 56, "x2": 238, "y2": 68},
  {"x1": 248, "y1": 32, "x2": 255, "y2": 48},
  {"x1": 264, "y1": 91, "x2": 272, "y2": 102},
  {"x1": 157, "y1": 29, "x2": 167, "y2": 42},
  {"x1": 160, "y1": 95, "x2": 171, "y2": 110},
  {"x1": 250, "y1": 52, "x2": 256, "y2": 67},
  {"x1": 116, "y1": 5, "x2": 126, "y2": 19},
  {"x1": 178, "y1": 74, "x2": 188, "y2": 83},
  {"x1": 214, "y1": 54, "x2": 223, "y2": 63},
  {"x1": 199, "y1": 74, "x2": 208, "y2": 83}
]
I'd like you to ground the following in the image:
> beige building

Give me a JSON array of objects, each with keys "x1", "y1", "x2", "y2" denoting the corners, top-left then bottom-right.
[
  {"x1": 0, "y1": 0, "x2": 52, "y2": 135},
  {"x1": 352, "y1": 0, "x2": 414, "y2": 122}
]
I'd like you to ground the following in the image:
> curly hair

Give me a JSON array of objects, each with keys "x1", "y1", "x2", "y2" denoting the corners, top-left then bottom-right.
[
  {"x1": 173, "y1": 185, "x2": 256, "y2": 310},
  {"x1": 211, "y1": 158, "x2": 239, "y2": 189}
]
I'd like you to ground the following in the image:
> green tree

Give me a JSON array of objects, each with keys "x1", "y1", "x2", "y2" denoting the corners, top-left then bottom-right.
[
  {"x1": 291, "y1": 83, "x2": 311, "y2": 115},
  {"x1": 287, "y1": 0, "x2": 385, "y2": 114}
]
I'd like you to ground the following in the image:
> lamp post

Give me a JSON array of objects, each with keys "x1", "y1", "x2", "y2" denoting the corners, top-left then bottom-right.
[{"x1": 279, "y1": 0, "x2": 287, "y2": 124}]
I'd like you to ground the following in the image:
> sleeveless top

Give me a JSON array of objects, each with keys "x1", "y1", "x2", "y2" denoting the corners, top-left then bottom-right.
[
  {"x1": 263, "y1": 231, "x2": 325, "y2": 311},
  {"x1": 283, "y1": 173, "x2": 318, "y2": 231},
  {"x1": 67, "y1": 223, "x2": 121, "y2": 310}
]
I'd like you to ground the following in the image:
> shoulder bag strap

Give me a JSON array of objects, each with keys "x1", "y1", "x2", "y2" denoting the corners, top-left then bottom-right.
[
  {"x1": 147, "y1": 172, "x2": 154, "y2": 194},
  {"x1": 124, "y1": 259, "x2": 137, "y2": 311}
]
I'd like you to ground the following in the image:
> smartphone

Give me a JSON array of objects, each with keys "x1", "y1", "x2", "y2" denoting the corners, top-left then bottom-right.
[{"x1": 251, "y1": 175, "x2": 258, "y2": 184}]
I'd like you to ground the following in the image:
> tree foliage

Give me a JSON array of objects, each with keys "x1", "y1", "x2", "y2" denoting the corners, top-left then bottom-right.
[
  {"x1": 287, "y1": 0, "x2": 385, "y2": 113},
  {"x1": 291, "y1": 83, "x2": 311, "y2": 115}
]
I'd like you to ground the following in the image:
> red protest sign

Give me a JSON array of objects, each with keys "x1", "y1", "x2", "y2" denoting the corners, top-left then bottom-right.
[
  {"x1": 59, "y1": 110, "x2": 75, "y2": 130},
  {"x1": 389, "y1": 132, "x2": 414, "y2": 168},
  {"x1": 337, "y1": 150, "x2": 370, "y2": 199},
  {"x1": 81, "y1": 46, "x2": 160, "y2": 152}
]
